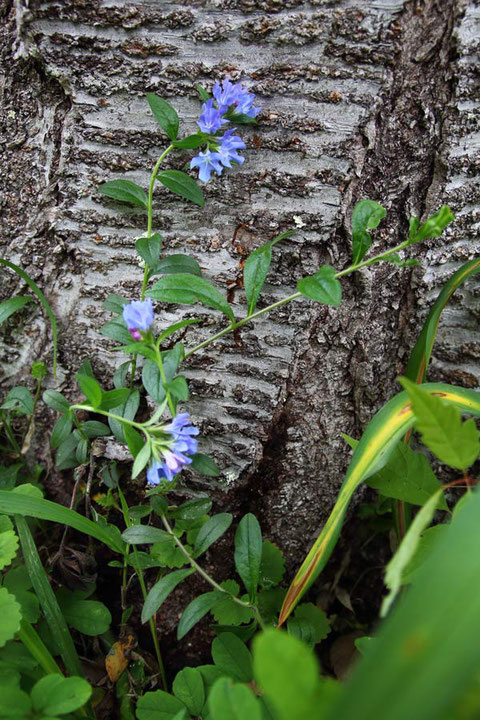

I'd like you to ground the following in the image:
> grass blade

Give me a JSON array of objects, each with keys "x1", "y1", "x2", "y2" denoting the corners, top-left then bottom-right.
[
  {"x1": 279, "y1": 383, "x2": 480, "y2": 625},
  {"x1": 0, "y1": 258, "x2": 58, "y2": 377},
  {"x1": 17, "y1": 620, "x2": 62, "y2": 675},
  {"x1": 405, "y1": 257, "x2": 480, "y2": 383},
  {"x1": 15, "y1": 516, "x2": 83, "y2": 677}
]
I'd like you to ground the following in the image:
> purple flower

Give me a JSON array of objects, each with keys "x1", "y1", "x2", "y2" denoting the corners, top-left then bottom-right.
[
  {"x1": 146, "y1": 413, "x2": 199, "y2": 485},
  {"x1": 197, "y1": 99, "x2": 228, "y2": 134},
  {"x1": 212, "y1": 79, "x2": 240, "y2": 112},
  {"x1": 216, "y1": 129, "x2": 246, "y2": 168},
  {"x1": 190, "y1": 149, "x2": 224, "y2": 183},
  {"x1": 122, "y1": 298, "x2": 154, "y2": 341}
]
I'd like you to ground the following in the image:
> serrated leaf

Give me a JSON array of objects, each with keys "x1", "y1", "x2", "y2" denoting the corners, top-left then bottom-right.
[
  {"x1": 150, "y1": 535, "x2": 190, "y2": 569},
  {"x1": 366, "y1": 442, "x2": 447, "y2": 509},
  {"x1": 351, "y1": 199, "x2": 386, "y2": 263},
  {"x1": 158, "y1": 170, "x2": 205, "y2": 207},
  {"x1": 147, "y1": 273, "x2": 234, "y2": 321},
  {"x1": 0, "y1": 588, "x2": 22, "y2": 648},
  {"x1": 194, "y1": 513, "x2": 233, "y2": 557},
  {"x1": 211, "y1": 582, "x2": 254, "y2": 626},
  {"x1": 98, "y1": 179, "x2": 148, "y2": 208},
  {"x1": 0, "y1": 297, "x2": 32, "y2": 325},
  {"x1": 0, "y1": 531, "x2": 19, "y2": 571},
  {"x1": 235, "y1": 514, "x2": 262, "y2": 601},
  {"x1": 260, "y1": 540, "x2": 285, "y2": 588},
  {"x1": 399, "y1": 377, "x2": 480, "y2": 469},
  {"x1": 287, "y1": 603, "x2": 330, "y2": 647},
  {"x1": 146, "y1": 93, "x2": 179, "y2": 140},
  {"x1": 177, "y1": 591, "x2": 223, "y2": 640},
  {"x1": 142, "y1": 568, "x2": 194, "y2": 624},
  {"x1": 297, "y1": 265, "x2": 342, "y2": 306}
]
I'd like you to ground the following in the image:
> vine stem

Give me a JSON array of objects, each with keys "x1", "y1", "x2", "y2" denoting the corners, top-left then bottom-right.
[
  {"x1": 160, "y1": 514, "x2": 266, "y2": 630},
  {"x1": 185, "y1": 239, "x2": 411, "y2": 358},
  {"x1": 117, "y1": 486, "x2": 168, "y2": 690}
]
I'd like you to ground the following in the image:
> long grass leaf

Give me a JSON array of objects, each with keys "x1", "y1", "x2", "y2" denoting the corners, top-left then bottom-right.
[
  {"x1": 15, "y1": 516, "x2": 83, "y2": 677},
  {"x1": 0, "y1": 491, "x2": 124, "y2": 553},
  {"x1": 0, "y1": 258, "x2": 58, "y2": 377},
  {"x1": 279, "y1": 383, "x2": 480, "y2": 624},
  {"x1": 17, "y1": 620, "x2": 62, "y2": 675}
]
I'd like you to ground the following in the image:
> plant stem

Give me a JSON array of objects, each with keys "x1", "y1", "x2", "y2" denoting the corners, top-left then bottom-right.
[
  {"x1": 185, "y1": 239, "x2": 411, "y2": 358},
  {"x1": 154, "y1": 346, "x2": 175, "y2": 416},
  {"x1": 117, "y1": 486, "x2": 167, "y2": 690},
  {"x1": 160, "y1": 514, "x2": 265, "y2": 627},
  {"x1": 70, "y1": 405, "x2": 146, "y2": 433}
]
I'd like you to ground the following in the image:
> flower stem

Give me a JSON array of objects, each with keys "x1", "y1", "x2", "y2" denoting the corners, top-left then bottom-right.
[{"x1": 185, "y1": 238, "x2": 411, "y2": 358}]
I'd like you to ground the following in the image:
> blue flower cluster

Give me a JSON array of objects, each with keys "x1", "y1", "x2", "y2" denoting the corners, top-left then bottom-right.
[
  {"x1": 122, "y1": 298, "x2": 153, "y2": 341},
  {"x1": 190, "y1": 79, "x2": 260, "y2": 183},
  {"x1": 147, "y1": 413, "x2": 199, "y2": 485}
]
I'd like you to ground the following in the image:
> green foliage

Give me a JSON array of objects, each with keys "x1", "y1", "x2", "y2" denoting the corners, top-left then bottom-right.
[
  {"x1": 408, "y1": 206, "x2": 454, "y2": 245},
  {"x1": 193, "y1": 513, "x2": 233, "y2": 557},
  {"x1": 0, "y1": 297, "x2": 31, "y2": 326},
  {"x1": 98, "y1": 179, "x2": 148, "y2": 208},
  {"x1": 208, "y1": 677, "x2": 261, "y2": 720},
  {"x1": 147, "y1": 274, "x2": 234, "y2": 321},
  {"x1": 142, "y1": 569, "x2": 195, "y2": 624},
  {"x1": 351, "y1": 199, "x2": 386, "y2": 264},
  {"x1": 400, "y1": 377, "x2": 480, "y2": 469},
  {"x1": 30, "y1": 674, "x2": 92, "y2": 716},
  {"x1": 243, "y1": 230, "x2": 294, "y2": 315},
  {"x1": 0, "y1": 588, "x2": 22, "y2": 648},
  {"x1": 177, "y1": 591, "x2": 223, "y2": 640},
  {"x1": 297, "y1": 265, "x2": 342, "y2": 306},
  {"x1": 146, "y1": 93, "x2": 179, "y2": 140},
  {"x1": 287, "y1": 603, "x2": 330, "y2": 647},
  {"x1": 157, "y1": 170, "x2": 205, "y2": 207},
  {"x1": 172, "y1": 667, "x2": 205, "y2": 716},
  {"x1": 234, "y1": 514, "x2": 262, "y2": 602}
]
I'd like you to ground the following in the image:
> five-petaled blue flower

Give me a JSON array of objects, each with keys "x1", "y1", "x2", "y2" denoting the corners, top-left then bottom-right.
[
  {"x1": 190, "y1": 149, "x2": 224, "y2": 183},
  {"x1": 122, "y1": 298, "x2": 154, "y2": 341},
  {"x1": 146, "y1": 413, "x2": 199, "y2": 485},
  {"x1": 190, "y1": 79, "x2": 260, "y2": 183}
]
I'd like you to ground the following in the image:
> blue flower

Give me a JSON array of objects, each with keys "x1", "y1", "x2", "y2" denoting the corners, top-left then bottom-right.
[
  {"x1": 197, "y1": 99, "x2": 228, "y2": 134},
  {"x1": 212, "y1": 79, "x2": 240, "y2": 111},
  {"x1": 146, "y1": 413, "x2": 199, "y2": 485},
  {"x1": 216, "y1": 129, "x2": 246, "y2": 168},
  {"x1": 190, "y1": 149, "x2": 224, "y2": 183},
  {"x1": 122, "y1": 298, "x2": 154, "y2": 341}
]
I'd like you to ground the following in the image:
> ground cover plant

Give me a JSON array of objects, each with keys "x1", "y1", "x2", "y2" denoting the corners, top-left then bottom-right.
[{"x1": 1, "y1": 80, "x2": 479, "y2": 720}]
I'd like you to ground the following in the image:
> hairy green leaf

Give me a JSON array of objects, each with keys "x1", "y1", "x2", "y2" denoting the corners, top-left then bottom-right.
[{"x1": 146, "y1": 93, "x2": 179, "y2": 140}]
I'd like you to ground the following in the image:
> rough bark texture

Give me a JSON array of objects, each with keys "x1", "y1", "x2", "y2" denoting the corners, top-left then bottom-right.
[{"x1": 1, "y1": 0, "x2": 479, "y2": 570}]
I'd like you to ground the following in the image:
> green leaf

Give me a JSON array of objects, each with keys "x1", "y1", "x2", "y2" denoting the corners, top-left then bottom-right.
[
  {"x1": 142, "y1": 361, "x2": 166, "y2": 404},
  {"x1": 122, "y1": 525, "x2": 170, "y2": 545},
  {"x1": 399, "y1": 377, "x2": 480, "y2": 469},
  {"x1": 147, "y1": 273, "x2": 234, "y2": 321},
  {"x1": 177, "y1": 591, "x2": 223, "y2": 640},
  {"x1": 150, "y1": 536, "x2": 189, "y2": 569},
  {"x1": 297, "y1": 265, "x2": 342, "y2": 306},
  {"x1": 142, "y1": 569, "x2": 195, "y2": 624},
  {"x1": 99, "y1": 388, "x2": 131, "y2": 411},
  {"x1": 103, "y1": 293, "x2": 130, "y2": 315},
  {"x1": 401, "y1": 524, "x2": 447, "y2": 584},
  {"x1": 76, "y1": 435, "x2": 91, "y2": 463},
  {"x1": 243, "y1": 230, "x2": 294, "y2": 316},
  {"x1": 0, "y1": 258, "x2": 58, "y2": 378},
  {"x1": 0, "y1": 686, "x2": 31, "y2": 717},
  {"x1": 381, "y1": 488, "x2": 443, "y2": 617},
  {"x1": 101, "y1": 318, "x2": 133, "y2": 345},
  {"x1": 80, "y1": 420, "x2": 111, "y2": 439},
  {"x1": 0, "y1": 490, "x2": 124, "y2": 553},
  {"x1": 211, "y1": 581, "x2": 255, "y2": 626},
  {"x1": 260, "y1": 540, "x2": 285, "y2": 588},
  {"x1": 408, "y1": 206, "x2": 454, "y2": 245},
  {"x1": 0, "y1": 588, "x2": 22, "y2": 648},
  {"x1": 1, "y1": 387, "x2": 34, "y2": 415},
  {"x1": 75, "y1": 374, "x2": 102, "y2": 409},
  {"x1": 51, "y1": 414, "x2": 73, "y2": 449},
  {"x1": 15, "y1": 517, "x2": 83, "y2": 677},
  {"x1": 351, "y1": 199, "x2": 386, "y2": 264},
  {"x1": 194, "y1": 513, "x2": 233, "y2": 557},
  {"x1": 171, "y1": 498, "x2": 213, "y2": 521},
  {"x1": 190, "y1": 453, "x2": 220, "y2": 477},
  {"x1": 165, "y1": 376, "x2": 189, "y2": 401},
  {"x1": 0, "y1": 531, "x2": 19, "y2": 571},
  {"x1": 152, "y1": 254, "x2": 202, "y2": 277},
  {"x1": 0, "y1": 297, "x2": 31, "y2": 325},
  {"x1": 42, "y1": 390, "x2": 70, "y2": 413},
  {"x1": 55, "y1": 433, "x2": 78, "y2": 470},
  {"x1": 132, "y1": 443, "x2": 151, "y2": 479},
  {"x1": 98, "y1": 179, "x2": 148, "y2": 209},
  {"x1": 108, "y1": 390, "x2": 140, "y2": 443},
  {"x1": 172, "y1": 667, "x2": 205, "y2": 716},
  {"x1": 196, "y1": 85, "x2": 210, "y2": 102},
  {"x1": 136, "y1": 234, "x2": 163, "y2": 270},
  {"x1": 212, "y1": 632, "x2": 253, "y2": 682},
  {"x1": 31, "y1": 675, "x2": 92, "y2": 715},
  {"x1": 209, "y1": 677, "x2": 262, "y2": 720},
  {"x1": 405, "y1": 258, "x2": 480, "y2": 384},
  {"x1": 325, "y1": 488, "x2": 480, "y2": 720},
  {"x1": 234, "y1": 514, "x2": 262, "y2": 600},
  {"x1": 57, "y1": 590, "x2": 112, "y2": 635},
  {"x1": 159, "y1": 317, "x2": 202, "y2": 343},
  {"x1": 136, "y1": 690, "x2": 187, "y2": 720},
  {"x1": 366, "y1": 442, "x2": 447, "y2": 509},
  {"x1": 173, "y1": 133, "x2": 206, "y2": 149},
  {"x1": 287, "y1": 603, "x2": 330, "y2": 647},
  {"x1": 158, "y1": 170, "x2": 205, "y2": 207},
  {"x1": 31, "y1": 361, "x2": 47, "y2": 380},
  {"x1": 146, "y1": 93, "x2": 179, "y2": 140},
  {"x1": 253, "y1": 630, "x2": 321, "y2": 720}
]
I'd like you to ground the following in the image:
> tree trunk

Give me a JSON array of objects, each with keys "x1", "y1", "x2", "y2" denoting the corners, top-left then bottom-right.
[{"x1": 1, "y1": 0, "x2": 479, "y2": 567}]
